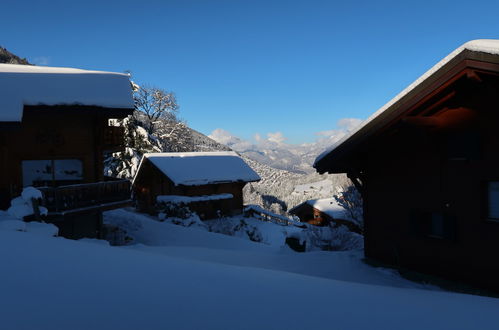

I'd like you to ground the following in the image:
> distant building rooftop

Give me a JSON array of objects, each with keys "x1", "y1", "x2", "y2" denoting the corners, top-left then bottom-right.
[
  {"x1": 290, "y1": 198, "x2": 347, "y2": 219},
  {"x1": 140, "y1": 151, "x2": 261, "y2": 186}
]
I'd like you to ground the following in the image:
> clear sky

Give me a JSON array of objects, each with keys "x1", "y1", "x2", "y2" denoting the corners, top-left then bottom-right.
[{"x1": 3, "y1": 0, "x2": 499, "y2": 144}]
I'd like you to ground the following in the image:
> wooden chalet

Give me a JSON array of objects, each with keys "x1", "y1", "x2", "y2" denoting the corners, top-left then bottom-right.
[
  {"x1": 289, "y1": 198, "x2": 361, "y2": 233},
  {"x1": 0, "y1": 64, "x2": 134, "y2": 238},
  {"x1": 133, "y1": 151, "x2": 260, "y2": 219},
  {"x1": 314, "y1": 39, "x2": 499, "y2": 291}
]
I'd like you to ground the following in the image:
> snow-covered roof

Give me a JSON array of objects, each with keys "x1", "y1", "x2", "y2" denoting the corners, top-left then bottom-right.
[
  {"x1": 307, "y1": 198, "x2": 347, "y2": 219},
  {"x1": 0, "y1": 64, "x2": 134, "y2": 122},
  {"x1": 314, "y1": 39, "x2": 499, "y2": 172},
  {"x1": 289, "y1": 198, "x2": 347, "y2": 219},
  {"x1": 141, "y1": 151, "x2": 261, "y2": 186}
]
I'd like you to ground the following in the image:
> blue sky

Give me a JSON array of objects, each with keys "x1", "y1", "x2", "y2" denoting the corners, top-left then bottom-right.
[{"x1": 3, "y1": 0, "x2": 499, "y2": 144}]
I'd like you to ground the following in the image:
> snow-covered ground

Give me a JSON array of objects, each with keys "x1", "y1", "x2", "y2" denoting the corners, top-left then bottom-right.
[
  {"x1": 291, "y1": 178, "x2": 337, "y2": 198},
  {"x1": 1, "y1": 208, "x2": 498, "y2": 330}
]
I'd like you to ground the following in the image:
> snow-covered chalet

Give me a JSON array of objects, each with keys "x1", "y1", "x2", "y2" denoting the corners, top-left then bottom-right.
[
  {"x1": 133, "y1": 151, "x2": 260, "y2": 219},
  {"x1": 0, "y1": 63, "x2": 134, "y2": 238},
  {"x1": 314, "y1": 39, "x2": 499, "y2": 292},
  {"x1": 289, "y1": 198, "x2": 362, "y2": 233}
]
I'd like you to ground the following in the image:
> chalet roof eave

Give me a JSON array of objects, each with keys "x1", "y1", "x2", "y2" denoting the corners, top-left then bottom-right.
[
  {"x1": 131, "y1": 155, "x2": 148, "y2": 186},
  {"x1": 0, "y1": 122, "x2": 22, "y2": 131},
  {"x1": 0, "y1": 106, "x2": 133, "y2": 130},
  {"x1": 314, "y1": 40, "x2": 499, "y2": 174},
  {"x1": 288, "y1": 202, "x2": 309, "y2": 215},
  {"x1": 175, "y1": 177, "x2": 260, "y2": 187},
  {"x1": 23, "y1": 104, "x2": 134, "y2": 118}
]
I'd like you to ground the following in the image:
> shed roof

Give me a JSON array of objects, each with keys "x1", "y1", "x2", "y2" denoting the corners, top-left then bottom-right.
[
  {"x1": 140, "y1": 151, "x2": 261, "y2": 186},
  {"x1": 0, "y1": 64, "x2": 134, "y2": 122},
  {"x1": 290, "y1": 198, "x2": 347, "y2": 219},
  {"x1": 314, "y1": 39, "x2": 499, "y2": 173}
]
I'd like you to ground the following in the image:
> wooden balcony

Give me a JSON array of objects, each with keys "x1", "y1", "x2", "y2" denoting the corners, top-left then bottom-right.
[{"x1": 38, "y1": 180, "x2": 132, "y2": 216}]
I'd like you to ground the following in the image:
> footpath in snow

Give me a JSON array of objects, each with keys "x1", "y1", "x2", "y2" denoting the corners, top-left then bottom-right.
[{"x1": 0, "y1": 208, "x2": 498, "y2": 330}]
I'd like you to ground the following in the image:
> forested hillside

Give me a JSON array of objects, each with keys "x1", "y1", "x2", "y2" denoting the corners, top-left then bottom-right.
[{"x1": 243, "y1": 156, "x2": 348, "y2": 215}]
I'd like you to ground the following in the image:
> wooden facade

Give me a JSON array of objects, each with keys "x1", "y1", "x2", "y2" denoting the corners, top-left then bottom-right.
[
  {"x1": 133, "y1": 156, "x2": 257, "y2": 219},
  {"x1": 0, "y1": 105, "x2": 133, "y2": 238},
  {"x1": 314, "y1": 41, "x2": 499, "y2": 291}
]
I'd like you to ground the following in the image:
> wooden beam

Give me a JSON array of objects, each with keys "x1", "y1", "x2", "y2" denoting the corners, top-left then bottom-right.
[
  {"x1": 347, "y1": 171, "x2": 365, "y2": 197},
  {"x1": 402, "y1": 107, "x2": 476, "y2": 131},
  {"x1": 414, "y1": 91, "x2": 456, "y2": 117},
  {"x1": 401, "y1": 116, "x2": 441, "y2": 128},
  {"x1": 466, "y1": 70, "x2": 483, "y2": 83}
]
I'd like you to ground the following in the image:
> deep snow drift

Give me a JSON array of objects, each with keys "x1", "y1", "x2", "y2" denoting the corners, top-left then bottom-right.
[{"x1": 0, "y1": 209, "x2": 498, "y2": 330}]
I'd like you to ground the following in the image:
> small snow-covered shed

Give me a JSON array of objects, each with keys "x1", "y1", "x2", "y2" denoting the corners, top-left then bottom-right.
[
  {"x1": 289, "y1": 198, "x2": 361, "y2": 233},
  {"x1": 0, "y1": 64, "x2": 134, "y2": 238},
  {"x1": 314, "y1": 39, "x2": 499, "y2": 292},
  {"x1": 133, "y1": 151, "x2": 260, "y2": 219}
]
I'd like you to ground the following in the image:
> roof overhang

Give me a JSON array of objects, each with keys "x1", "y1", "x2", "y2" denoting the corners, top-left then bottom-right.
[
  {"x1": 314, "y1": 40, "x2": 499, "y2": 174},
  {"x1": 24, "y1": 105, "x2": 133, "y2": 118},
  {"x1": 0, "y1": 106, "x2": 133, "y2": 131}
]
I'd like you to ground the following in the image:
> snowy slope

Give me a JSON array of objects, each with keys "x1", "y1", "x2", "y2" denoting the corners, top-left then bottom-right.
[
  {"x1": 243, "y1": 156, "x2": 348, "y2": 213},
  {"x1": 189, "y1": 127, "x2": 232, "y2": 152},
  {"x1": 1, "y1": 210, "x2": 498, "y2": 330},
  {"x1": 291, "y1": 179, "x2": 338, "y2": 198}
]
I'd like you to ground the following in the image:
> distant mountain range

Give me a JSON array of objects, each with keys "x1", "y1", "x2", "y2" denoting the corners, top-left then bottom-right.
[
  {"x1": 208, "y1": 124, "x2": 362, "y2": 174},
  {"x1": 0, "y1": 46, "x2": 30, "y2": 64}
]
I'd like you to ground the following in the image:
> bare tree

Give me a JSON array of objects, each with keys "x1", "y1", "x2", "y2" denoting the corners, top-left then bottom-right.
[{"x1": 134, "y1": 85, "x2": 179, "y2": 134}]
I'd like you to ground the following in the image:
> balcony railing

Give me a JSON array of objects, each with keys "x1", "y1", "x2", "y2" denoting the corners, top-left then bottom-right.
[{"x1": 38, "y1": 180, "x2": 132, "y2": 216}]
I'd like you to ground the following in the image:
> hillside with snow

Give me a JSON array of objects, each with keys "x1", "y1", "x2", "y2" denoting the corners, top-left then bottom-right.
[{"x1": 243, "y1": 156, "x2": 349, "y2": 214}]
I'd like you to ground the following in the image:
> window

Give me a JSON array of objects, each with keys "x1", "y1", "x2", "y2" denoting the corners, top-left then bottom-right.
[
  {"x1": 22, "y1": 159, "x2": 83, "y2": 187},
  {"x1": 410, "y1": 210, "x2": 456, "y2": 240},
  {"x1": 487, "y1": 181, "x2": 499, "y2": 220}
]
